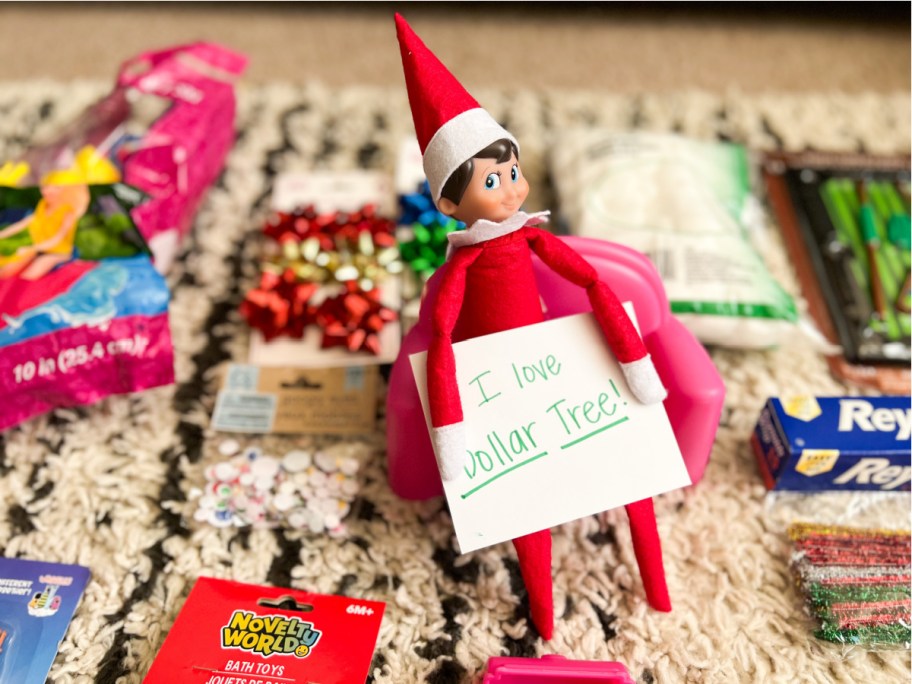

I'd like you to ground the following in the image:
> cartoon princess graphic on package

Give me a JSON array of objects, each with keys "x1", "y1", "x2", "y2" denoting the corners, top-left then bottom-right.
[
  {"x1": 0, "y1": 183, "x2": 90, "y2": 280},
  {"x1": 0, "y1": 147, "x2": 120, "y2": 280}
]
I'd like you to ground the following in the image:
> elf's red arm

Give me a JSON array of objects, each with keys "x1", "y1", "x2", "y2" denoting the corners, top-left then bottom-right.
[
  {"x1": 524, "y1": 226, "x2": 648, "y2": 363},
  {"x1": 425, "y1": 246, "x2": 483, "y2": 479},
  {"x1": 427, "y1": 246, "x2": 482, "y2": 428},
  {"x1": 524, "y1": 226, "x2": 666, "y2": 404}
]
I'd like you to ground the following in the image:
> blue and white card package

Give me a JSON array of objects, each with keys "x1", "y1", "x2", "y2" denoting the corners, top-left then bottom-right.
[
  {"x1": 752, "y1": 396, "x2": 911, "y2": 491},
  {"x1": 0, "y1": 557, "x2": 90, "y2": 684}
]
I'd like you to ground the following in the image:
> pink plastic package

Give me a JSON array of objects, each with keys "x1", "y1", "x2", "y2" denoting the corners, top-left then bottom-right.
[
  {"x1": 0, "y1": 183, "x2": 174, "y2": 432},
  {"x1": 21, "y1": 42, "x2": 248, "y2": 273},
  {"x1": 0, "y1": 44, "x2": 246, "y2": 432},
  {"x1": 117, "y1": 43, "x2": 247, "y2": 272}
]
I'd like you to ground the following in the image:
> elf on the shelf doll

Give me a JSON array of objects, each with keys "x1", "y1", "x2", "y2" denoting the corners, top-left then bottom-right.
[{"x1": 396, "y1": 14, "x2": 671, "y2": 639}]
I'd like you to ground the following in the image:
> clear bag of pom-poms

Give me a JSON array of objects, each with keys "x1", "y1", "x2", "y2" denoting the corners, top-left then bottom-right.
[
  {"x1": 549, "y1": 130, "x2": 800, "y2": 350},
  {"x1": 787, "y1": 520, "x2": 910, "y2": 652},
  {"x1": 176, "y1": 432, "x2": 371, "y2": 537}
]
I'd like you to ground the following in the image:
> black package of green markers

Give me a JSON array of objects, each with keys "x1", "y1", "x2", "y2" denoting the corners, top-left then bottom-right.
[{"x1": 783, "y1": 160, "x2": 911, "y2": 366}]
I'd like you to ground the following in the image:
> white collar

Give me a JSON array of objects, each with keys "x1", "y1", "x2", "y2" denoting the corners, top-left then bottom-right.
[{"x1": 446, "y1": 210, "x2": 550, "y2": 252}]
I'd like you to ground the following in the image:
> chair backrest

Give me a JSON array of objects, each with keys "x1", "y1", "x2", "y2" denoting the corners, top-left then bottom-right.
[{"x1": 532, "y1": 236, "x2": 669, "y2": 339}]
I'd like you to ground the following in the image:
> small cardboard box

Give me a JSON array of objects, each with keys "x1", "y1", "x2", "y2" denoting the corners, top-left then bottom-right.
[{"x1": 751, "y1": 396, "x2": 911, "y2": 491}]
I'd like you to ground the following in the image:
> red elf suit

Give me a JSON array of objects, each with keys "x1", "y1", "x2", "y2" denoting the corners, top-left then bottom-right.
[{"x1": 396, "y1": 14, "x2": 671, "y2": 640}]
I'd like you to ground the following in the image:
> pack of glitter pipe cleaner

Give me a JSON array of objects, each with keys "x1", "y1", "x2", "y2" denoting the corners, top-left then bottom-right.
[
  {"x1": 752, "y1": 396, "x2": 911, "y2": 491},
  {"x1": 144, "y1": 576, "x2": 385, "y2": 684},
  {"x1": 0, "y1": 557, "x2": 91, "y2": 684}
]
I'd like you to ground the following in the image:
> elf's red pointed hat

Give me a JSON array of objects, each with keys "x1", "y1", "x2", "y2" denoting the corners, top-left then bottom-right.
[{"x1": 395, "y1": 13, "x2": 518, "y2": 202}]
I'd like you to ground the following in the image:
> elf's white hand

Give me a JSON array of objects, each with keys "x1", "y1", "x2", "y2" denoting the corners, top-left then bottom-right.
[
  {"x1": 620, "y1": 355, "x2": 667, "y2": 405},
  {"x1": 431, "y1": 422, "x2": 466, "y2": 481}
]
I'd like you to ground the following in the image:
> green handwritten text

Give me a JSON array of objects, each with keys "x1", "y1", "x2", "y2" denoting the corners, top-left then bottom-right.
[
  {"x1": 546, "y1": 386, "x2": 629, "y2": 448},
  {"x1": 468, "y1": 370, "x2": 501, "y2": 407},
  {"x1": 512, "y1": 354, "x2": 562, "y2": 390}
]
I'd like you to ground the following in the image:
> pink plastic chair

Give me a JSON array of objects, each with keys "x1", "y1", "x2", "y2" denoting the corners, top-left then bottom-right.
[{"x1": 386, "y1": 236, "x2": 725, "y2": 501}]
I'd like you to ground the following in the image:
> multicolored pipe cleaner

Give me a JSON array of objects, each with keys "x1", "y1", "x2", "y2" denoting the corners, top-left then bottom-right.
[{"x1": 788, "y1": 522, "x2": 911, "y2": 648}]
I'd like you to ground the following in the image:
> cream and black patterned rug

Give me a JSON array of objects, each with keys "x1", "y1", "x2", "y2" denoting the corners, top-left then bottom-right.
[{"x1": 0, "y1": 81, "x2": 910, "y2": 683}]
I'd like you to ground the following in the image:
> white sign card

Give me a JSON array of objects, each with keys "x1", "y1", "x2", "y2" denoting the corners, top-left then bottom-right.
[{"x1": 411, "y1": 307, "x2": 691, "y2": 553}]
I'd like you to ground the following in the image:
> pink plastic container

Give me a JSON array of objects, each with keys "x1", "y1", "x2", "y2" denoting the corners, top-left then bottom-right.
[
  {"x1": 386, "y1": 236, "x2": 725, "y2": 500},
  {"x1": 483, "y1": 655, "x2": 635, "y2": 683}
]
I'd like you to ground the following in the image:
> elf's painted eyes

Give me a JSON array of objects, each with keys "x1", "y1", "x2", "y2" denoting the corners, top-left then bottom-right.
[
  {"x1": 484, "y1": 173, "x2": 501, "y2": 190},
  {"x1": 511, "y1": 164, "x2": 519, "y2": 182}
]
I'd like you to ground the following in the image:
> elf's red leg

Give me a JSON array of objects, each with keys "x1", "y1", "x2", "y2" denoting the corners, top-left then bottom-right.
[
  {"x1": 624, "y1": 497, "x2": 672, "y2": 612},
  {"x1": 512, "y1": 529, "x2": 554, "y2": 639}
]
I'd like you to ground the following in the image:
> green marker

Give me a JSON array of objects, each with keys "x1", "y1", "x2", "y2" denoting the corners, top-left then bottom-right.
[
  {"x1": 886, "y1": 183, "x2": 911, "y2": 314},
  {"x1": 858, "y1": 181, "x2": 888, "y2": 319}
]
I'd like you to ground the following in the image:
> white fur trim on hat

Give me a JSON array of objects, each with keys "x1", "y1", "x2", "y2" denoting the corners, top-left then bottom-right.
[{"x1": 423, "y1": 108, "x2": 518, "y2": 201}]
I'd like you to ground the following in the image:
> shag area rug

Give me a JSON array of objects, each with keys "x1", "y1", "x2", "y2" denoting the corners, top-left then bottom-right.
[{"x1": 0, "y1": 81, "x2": 910, "y2": 683}]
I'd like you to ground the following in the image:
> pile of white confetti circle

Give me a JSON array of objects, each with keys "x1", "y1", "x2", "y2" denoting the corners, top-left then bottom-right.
[{"x1": 191, "y1": 439, "x2": 360, "y2": 534}]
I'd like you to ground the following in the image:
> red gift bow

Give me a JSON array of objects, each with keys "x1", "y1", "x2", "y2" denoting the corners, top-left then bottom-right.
[
  {"x1": 316, "y1": 283, "x2": 398, "y2": 355},
  {"x1": 241, "y1": 207, "x2": 399, "y2": 354},
  {"x1": 240, "y1": 267, "x2": 318, "y2": 341},
  {"x1": 263, "y1": 204, "x2": 396, "y2": 250}
]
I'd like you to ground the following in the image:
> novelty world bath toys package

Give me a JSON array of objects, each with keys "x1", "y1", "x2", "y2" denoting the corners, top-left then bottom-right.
[
  {"x1": 0, "y1": 557, "x2": 90, "y2": 684},
  {"x1": 143, "y1": 577, "x2": 385, "y2": 684}
]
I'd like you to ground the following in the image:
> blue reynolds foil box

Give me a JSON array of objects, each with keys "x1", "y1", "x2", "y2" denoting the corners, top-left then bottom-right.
[{"x1": 751, "y1": 396, "x2": 911, "y2": 491}]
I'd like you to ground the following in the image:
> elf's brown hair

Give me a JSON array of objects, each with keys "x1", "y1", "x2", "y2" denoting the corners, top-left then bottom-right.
[{"x1": 439, "y1": 138, "x2": 519, "y2": 206}]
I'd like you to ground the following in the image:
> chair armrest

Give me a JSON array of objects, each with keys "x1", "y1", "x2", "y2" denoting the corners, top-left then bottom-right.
[{"x1": 647, "y1": 318, "x2": 725, "y2": 485}]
